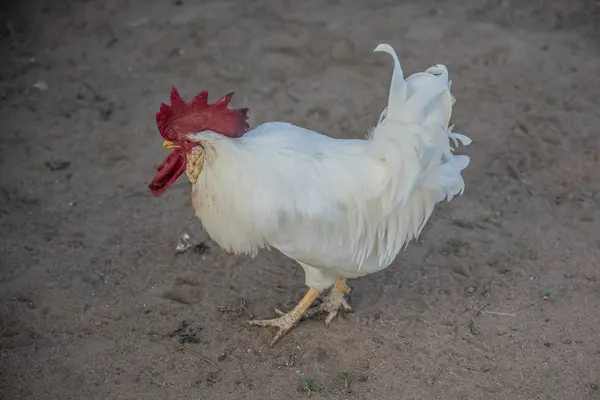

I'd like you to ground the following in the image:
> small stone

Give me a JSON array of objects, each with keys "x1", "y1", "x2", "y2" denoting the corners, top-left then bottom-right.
[
  {"x1": 98, "y1": 102, "x2": 113, "y2": 120},
  {"x1": 33, "y1": 80, "x2": 49, "y2": 91},
  {"x1": 46, "y1": 160, "x2": 71, "y2": 171},
  {"x1": 175, "y1": 233, "x2": 192, "y2": 254}
]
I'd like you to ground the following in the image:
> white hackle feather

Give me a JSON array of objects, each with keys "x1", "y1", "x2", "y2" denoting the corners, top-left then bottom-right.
[{"x1": 189, "y1": 43, "x2": 471, "y2": 290}]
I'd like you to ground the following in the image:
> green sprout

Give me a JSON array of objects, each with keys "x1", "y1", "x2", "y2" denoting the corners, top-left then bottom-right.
[
  {"x1": 539, "y1": 288, "x2": 559, "y2": 302},
  {"x1": 299, "y1": 377, "x2": 317, "y2": 396}
]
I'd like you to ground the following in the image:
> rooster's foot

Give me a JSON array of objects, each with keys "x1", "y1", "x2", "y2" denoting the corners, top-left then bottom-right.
[
  {"x1": 248, "y1": 288, "x2": 320, "y2": 347},
  {"x1": 248, "y1": 310, "x2": 302, "y2": 347},
  {"x1": 305, "y1": 277, "x2": 352, "y2": 327}
]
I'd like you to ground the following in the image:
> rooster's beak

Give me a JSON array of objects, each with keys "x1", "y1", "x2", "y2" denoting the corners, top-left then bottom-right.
[{"x1": 163, "y1": 140, "x2": 179, "y2": 149}]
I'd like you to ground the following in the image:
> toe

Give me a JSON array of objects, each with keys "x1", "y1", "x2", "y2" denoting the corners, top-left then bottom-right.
[
  {"x1": 248, "y1": 313, "x2": 302, "y2": 346},
  {"x1": 247, "y1": 318, "x2": 273, "y2": 327},
  {"x1": 269, "y1": 327, "x2": 289, "y2": 347},
  {"x1": 340, "y1": 297, "x2": 353, "y2": 312},
  {"x1": 324, "y1": 309, "x2": 339, "y2": 327}
]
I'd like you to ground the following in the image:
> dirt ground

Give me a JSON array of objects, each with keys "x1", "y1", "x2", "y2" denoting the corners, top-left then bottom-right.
[{"x1": 1, "y1": 0, "x2": 599, "y2": 399}]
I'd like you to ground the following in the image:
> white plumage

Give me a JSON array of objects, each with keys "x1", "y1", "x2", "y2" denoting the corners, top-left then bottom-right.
[
  {"x1": 179, "y1": 43, "x2": 471, "y2": 344},
  {"x1": 191, "y1": 44, "x2": 470, "y2": 290}
]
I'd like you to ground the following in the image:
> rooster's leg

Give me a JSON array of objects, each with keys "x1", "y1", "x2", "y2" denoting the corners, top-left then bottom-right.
[
  {"x1": 248, "y1": 288, "x2": 321, "y2": 346},
  {"x1": 305, "y1": 277, "x2": 352, "y2": 326}
]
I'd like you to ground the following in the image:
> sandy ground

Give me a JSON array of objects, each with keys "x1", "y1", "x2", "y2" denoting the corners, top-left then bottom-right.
[{"x1": 1, "y1": 0, "x2": 600, "y2": 399}]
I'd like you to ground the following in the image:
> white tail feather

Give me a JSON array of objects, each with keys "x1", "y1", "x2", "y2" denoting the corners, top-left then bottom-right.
[{"x1": 353, "y1": 43, "x2": 472, "y2": 268}]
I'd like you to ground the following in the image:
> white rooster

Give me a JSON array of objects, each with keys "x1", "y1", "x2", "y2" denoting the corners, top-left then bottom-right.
[{"x1": 149, "y1": 43, "x2": 471, "y2": 346}]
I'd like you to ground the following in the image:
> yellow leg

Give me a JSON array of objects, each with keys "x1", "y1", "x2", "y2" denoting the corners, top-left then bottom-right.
[
  {"x1": 305, "y1": 277, "x2": 352, "y2": 326},
  {"x1": 333, "y1": 276, "x2": 351, "y2": 294},
  {"x1": 248, "y1": 288, "x2": 321, "y2": 347}
]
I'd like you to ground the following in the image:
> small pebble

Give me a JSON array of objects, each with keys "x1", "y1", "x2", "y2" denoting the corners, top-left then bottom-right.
[
  {"x1": 46, "y1": 160, "x2": 71, "y2": 171},
  {"x1": 33, "y1": 80, "x2": 49, "y2": 91}
]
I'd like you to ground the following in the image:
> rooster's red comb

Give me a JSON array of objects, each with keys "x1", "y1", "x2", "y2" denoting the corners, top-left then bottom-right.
[{"x1": 156, "y1": 88, "x2": 249, "y2": 140}]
